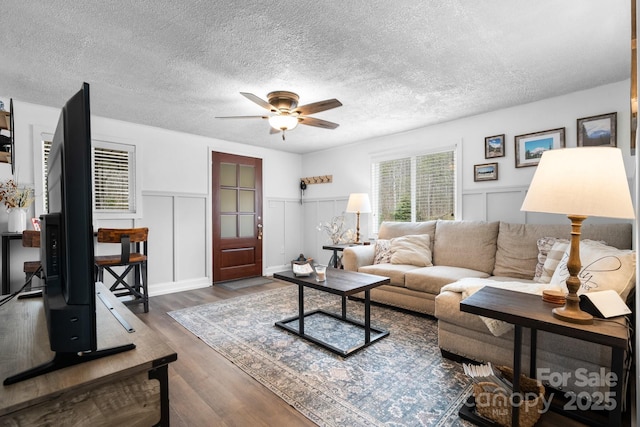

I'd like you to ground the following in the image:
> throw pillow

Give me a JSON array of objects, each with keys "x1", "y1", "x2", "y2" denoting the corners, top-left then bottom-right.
[
  {"x1": 535, "y1": 237, "x2": 569, "y2": 283},
  {"x1": 373, "y1": 239, "x2": 392, "y2": 264},
  {"x1": 549, "y1": 240, "x2": 636, "y2": 301},
  {"x1": 390, "y1": 234, "x2": 433, "y2": 267}
]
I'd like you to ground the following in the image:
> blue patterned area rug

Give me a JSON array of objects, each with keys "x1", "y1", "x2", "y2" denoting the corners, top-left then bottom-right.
[{"x1": 168, "y1": 285, "x2": 474, "y2": 427}]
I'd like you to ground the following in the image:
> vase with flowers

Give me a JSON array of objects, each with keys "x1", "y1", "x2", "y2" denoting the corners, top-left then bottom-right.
[
  {"x1": 0, "y1": 179, "x2": 35, "y2": 233},
  {"x1": 316, "y1": 215, "x2": 355, "y2": 244}
]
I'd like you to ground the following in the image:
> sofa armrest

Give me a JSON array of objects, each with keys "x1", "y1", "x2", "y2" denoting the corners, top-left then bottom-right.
[{"x1": 343, "y1": 245, "x2": 376, "y2": 271}]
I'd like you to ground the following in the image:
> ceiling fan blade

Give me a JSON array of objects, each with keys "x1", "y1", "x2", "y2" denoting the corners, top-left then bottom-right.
[
  {"x1": 298, "y1": 116, "x2": 340, "y2": 129},
  {"x1": 215, "y1": 115, "x2": 269, "y2": 119},
  {"x1": 240, "y1": 92, "x2": 276, "y2": 111},
  {"x1": 294, "y1": 99, "x2": 342, "y2": 115},
  {"x1": 269, "y1": 127, "x2": 280, "y2": 134}
]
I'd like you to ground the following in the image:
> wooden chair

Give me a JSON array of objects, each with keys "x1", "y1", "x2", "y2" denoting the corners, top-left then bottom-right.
[
  {"x1": 95, "y1": 228, "x2": 149, "y2": 312},
  {"x1": 22, "y1": 230, "x2": 42, "y2": 290}
]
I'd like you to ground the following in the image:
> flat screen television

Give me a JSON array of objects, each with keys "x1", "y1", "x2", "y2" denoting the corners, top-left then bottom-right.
[{"x1": 4, "y1": 83, "x2": 134, "y2": 385}]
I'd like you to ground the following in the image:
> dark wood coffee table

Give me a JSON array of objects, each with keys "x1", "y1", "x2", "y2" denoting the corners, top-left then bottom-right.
[
  {"x1": 459, "y1": 286, "x2": 629, "y2": 427},
  {"x1": 273, "y1": 268, "x2": 390, "y2": 357}
]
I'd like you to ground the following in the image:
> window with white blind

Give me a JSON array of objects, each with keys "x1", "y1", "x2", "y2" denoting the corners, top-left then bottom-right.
[
  {"x1": 93, "y1": 141, "x2": 135, "y2": 212},
  {"x1": 40, "y1": 139, "x2": 136, "y2": 214},
  {"x1": 371, "y1": 148, "x2": 457, "y2": 233}
]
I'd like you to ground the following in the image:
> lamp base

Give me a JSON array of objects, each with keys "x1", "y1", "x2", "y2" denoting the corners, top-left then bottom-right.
[
  {"x1": 549, "y1": 214, "x2": 593, "y2": 325},
  {"x1": 552, "y1": 304, "x2": 593, "y2": 325}
]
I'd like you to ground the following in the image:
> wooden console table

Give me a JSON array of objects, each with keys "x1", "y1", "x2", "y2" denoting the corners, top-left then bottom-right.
[
  {"x1": 0, "y1": 283, "x2": 177, "y2": 426},
  {"x1": 459, "y1": 286, "x2": 628, "y2": 427}
]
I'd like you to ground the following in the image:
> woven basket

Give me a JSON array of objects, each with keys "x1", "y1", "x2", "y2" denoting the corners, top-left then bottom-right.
[{"x1": 472, "y1": 366, "x2": 545, "y2": 427}]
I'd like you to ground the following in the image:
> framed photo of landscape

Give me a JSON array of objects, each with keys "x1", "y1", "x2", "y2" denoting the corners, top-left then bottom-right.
[
  {"x1": 577, "y1": 112, "x2": 617, "y2": 147},
  {"x1": 474, "y1": 162, "x2": 498, "y2": 181},
  {"x1": 484, "y1": 134, "x2": 505, "y2": 158},
  {"x1": 514, "y1": 127, "x2": 565, "y2": 168}
]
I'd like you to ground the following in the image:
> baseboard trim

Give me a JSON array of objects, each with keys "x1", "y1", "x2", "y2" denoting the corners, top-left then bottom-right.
[{"x1": 149, "y1": 277, "x2": 211, "y2": 297}]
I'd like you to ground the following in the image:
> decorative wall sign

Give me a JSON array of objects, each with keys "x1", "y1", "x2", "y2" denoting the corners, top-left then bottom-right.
[{"x1": 515, "y1": 128, "x2": 565, "y2": 168}]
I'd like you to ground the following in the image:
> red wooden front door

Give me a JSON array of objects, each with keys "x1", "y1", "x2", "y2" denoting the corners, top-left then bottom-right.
[{"x1": 212, "y1": 152, "x2": 263, "y2": 283}]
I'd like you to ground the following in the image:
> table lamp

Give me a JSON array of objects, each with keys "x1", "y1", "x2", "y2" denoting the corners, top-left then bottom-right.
[
  {"x1": 346, "y1": 193, "x2": 371, "y2": 244},
  {"x1": 520, "y1": 147, "x2": 635, "y2": 324}
]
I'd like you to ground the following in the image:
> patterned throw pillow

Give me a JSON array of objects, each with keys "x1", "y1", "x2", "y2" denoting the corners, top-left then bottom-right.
[
  {"x1": 538, "y1": 238, "x2": 606, "y2": 284},
  {"x1": 550, "y1": 240, "x2": 636, "y2": 301},
  {"x1": 373, "y1": 239, "x2": 391, "y2": 264},
  {"x1": 534, "y1": 237, "x2": 568, "y2": 282},
  {"x1": 538, "y1": 239, "x2": 570, "y2": 283}
]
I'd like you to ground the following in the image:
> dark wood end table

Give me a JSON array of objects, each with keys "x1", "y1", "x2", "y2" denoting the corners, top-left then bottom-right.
[
  {"x1": 459, "y1": 286, "x2": 629, "y2": 427},
  {"x1": 322, "y1": 243, "x2": 369, "y2": 268},
  {"x1": 273, "y1": 268, "x2": 390, "y2": 357}
]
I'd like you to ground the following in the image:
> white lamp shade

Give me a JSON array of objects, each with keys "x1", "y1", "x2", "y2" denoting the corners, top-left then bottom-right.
[
  {"x1": 346, "y1": 193, "x2": 372, "y2": 213},
  {"x1": 268, "y1": 114, "x2": 299, "y2": 131},
  {"x1": 521, "y1": 147, "x2": 635, "y2": 219}
]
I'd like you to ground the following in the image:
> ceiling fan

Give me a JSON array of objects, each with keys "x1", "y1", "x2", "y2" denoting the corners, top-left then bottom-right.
[{"x1": 216, "y1": 91, "x2": 342, "y2": 140}]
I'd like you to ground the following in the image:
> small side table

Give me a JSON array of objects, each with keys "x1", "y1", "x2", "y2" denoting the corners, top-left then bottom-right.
[
  {"x1": 459, "y1": 286, "x2": 628, "y2": 427},
  {"x1": 322, "y1": 243, "x2": 369, "y2": 268}
]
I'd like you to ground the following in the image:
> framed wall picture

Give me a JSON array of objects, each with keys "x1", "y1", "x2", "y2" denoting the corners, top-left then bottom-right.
[
  {"x1": 485, "y1": 134, "x2": 505, "y2": 158},
  {"x1": 577, "y1": 112, "x2": 617, "y2": 147},
  {"x1": 515, "y1": 127, "x2": 565, "y2": 168},
  {"x1": 474, "y1": 162, "x2": 498, "y2": 181}
]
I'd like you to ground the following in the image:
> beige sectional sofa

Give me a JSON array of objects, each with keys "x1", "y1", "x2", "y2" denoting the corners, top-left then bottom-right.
[{"x1": 343, "y1": 220, "x2": 633, "y2": 393}]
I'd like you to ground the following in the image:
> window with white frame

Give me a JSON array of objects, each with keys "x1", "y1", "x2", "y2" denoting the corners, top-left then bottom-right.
[
  {"x1": 40, "y1": 139, "x2": 136, "y2": 214},
  {"x1": 371, "y1": 148, "x2": 457, "y2": 234}
]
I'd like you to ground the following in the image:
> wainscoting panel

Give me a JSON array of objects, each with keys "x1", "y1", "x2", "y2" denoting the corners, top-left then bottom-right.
[
  {"x1": 174, "y1": 196, "x2": 207, "y2": 281},
  {"x1": 302, "y1": 198, "x2": 350, "y2": 267},
  {"x1": 461, "y1": 192, "x2": 485, "y2": 221},
  {"x1": 462, "y1": 186, "x2": 528, "y2": 223},
  {"x1": 141, "y1": 193, "x2": 210, "y2": 296},
  {"x1": 265, "y1": 199, "x2": 286, "y2": 270},
  {"x1": 486, "y1": 190, "x2": 526, "y2": 223},
  {"x1": 264, "y1": 198, "x2": 303, "y2": 275},
  {"x1": 141, "y1": 195, "x2": 175, "y2": 288}
]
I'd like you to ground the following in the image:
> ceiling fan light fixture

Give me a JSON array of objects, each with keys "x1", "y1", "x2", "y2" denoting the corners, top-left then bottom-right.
[{"x1": 268, "y1": 114, "x2": 299, "y2": 131}]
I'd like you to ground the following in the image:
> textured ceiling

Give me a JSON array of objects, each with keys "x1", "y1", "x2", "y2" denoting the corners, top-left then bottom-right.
[{"x1": 0, "y1": 1, "x2": 630, "y2": 154}]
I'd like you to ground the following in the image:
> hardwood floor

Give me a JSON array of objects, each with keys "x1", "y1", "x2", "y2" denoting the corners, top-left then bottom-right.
[
  {"x1": 134, "y1": 281, "x2": 315, "y2": 427},
  {"x1": 133, "y1": 282, "x2": 625, "y2": 427}
]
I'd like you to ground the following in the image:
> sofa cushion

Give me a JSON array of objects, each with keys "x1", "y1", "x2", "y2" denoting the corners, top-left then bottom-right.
[
  {"x1": 358, "y1": 263, "x2": 419, "y2": 287},
  {"x1": 373, "y1": 239, "x2": 391, "y2": 264},
  {"x1": 493, "y1": 222, "x2": 569, "y2": 280},
  {"x1": 390, "y1": 234, "x2": 432, "y2": 267},
  {"x1": 550, "y1": 240, "x2": 636, "y2": 301},
  {"x1": 435, "y1": 290, "x2": 490, "y2": 333},
  {"x1": 378, "y1": 221, "x2": 437, "y2": 251},
  {"x1": 405, "y1": 266, "x2": 489, "y2": 295},
  {"x1": 433, "y1": 220, "x2": 499, "y2": 274}
]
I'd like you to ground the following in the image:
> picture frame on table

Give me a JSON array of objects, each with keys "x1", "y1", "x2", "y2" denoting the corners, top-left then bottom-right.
[
  {"x1": 515, "y1": 127, "x2": 565, "y2": 168},
  {"x1": 577, "y1": 112, "x2": 617, "y2": 147},
  {"x1": 484, "y1": 134, "x2": 505, "y2": 158},
  {"x1": 474, "y1": 162, "x2": 498, "y2": 182}
]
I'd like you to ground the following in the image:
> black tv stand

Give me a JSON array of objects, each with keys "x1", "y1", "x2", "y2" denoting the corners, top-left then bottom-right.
[{"x1": 3, "y1": 343, "x2": 136, "y2": 385}]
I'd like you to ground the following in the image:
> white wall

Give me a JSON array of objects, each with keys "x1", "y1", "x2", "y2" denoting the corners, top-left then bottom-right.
[
  {"x1": 0, "y1": 96, "x2": 303, "y2": 294},
  {"x1": 0, "y1": 80, "x2": 634, "y2": 293},
  {"x1": 300, "y1": 80, "x2": 635, "y2": 261}
]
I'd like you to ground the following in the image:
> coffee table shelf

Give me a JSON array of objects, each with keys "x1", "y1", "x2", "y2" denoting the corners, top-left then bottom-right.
[{"x1": 273, "y1": 268, "x2": 390, "y2": 357}]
